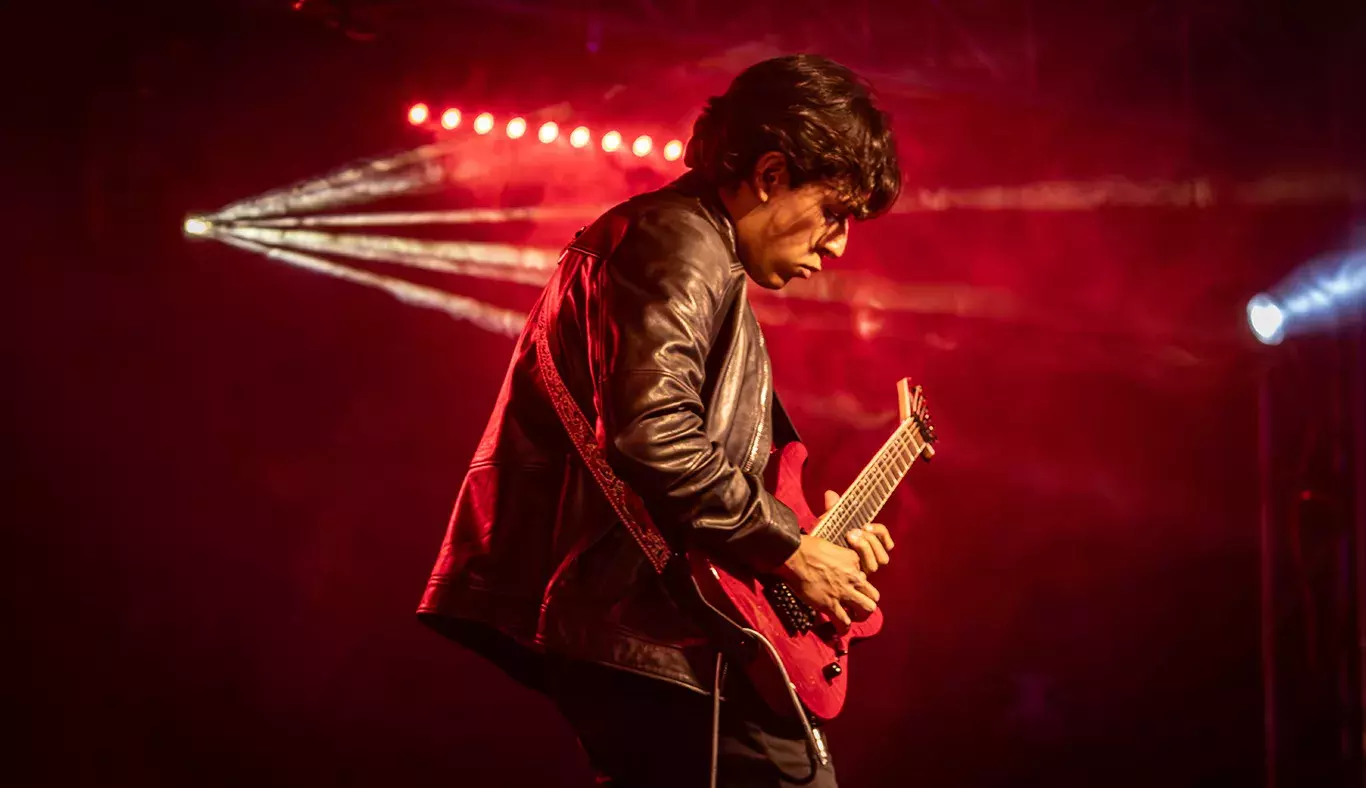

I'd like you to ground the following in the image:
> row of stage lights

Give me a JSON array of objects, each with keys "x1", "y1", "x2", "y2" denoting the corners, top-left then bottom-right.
[{"x1": 406, "y1": 103, "x2": 685, "y2": 162}]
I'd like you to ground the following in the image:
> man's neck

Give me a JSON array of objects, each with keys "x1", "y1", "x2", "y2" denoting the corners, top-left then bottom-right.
[{"x1": 716, "y1": 183, "x2": 761, "y2": 228}]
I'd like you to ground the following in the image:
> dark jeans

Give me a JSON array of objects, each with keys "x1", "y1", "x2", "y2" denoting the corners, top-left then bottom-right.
[{"x1": 547, "y1": 657, "x2": 838, "y2": 788}]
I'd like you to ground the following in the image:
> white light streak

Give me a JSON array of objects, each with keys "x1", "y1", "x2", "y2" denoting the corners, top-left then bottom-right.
[
  {"x1": 772, "y1": 271, "x2": 1020, "y2": 320},
  {"x1": 209, "y1": 142, "x2": 458, "y2": 221},
  {"x1": 895, "y1": 173, "x2": 1363, "y2": 213},
  {"x1": 223, "y1": 226, "x2": 559, "y2": 286},
  {"x1": 1259, "y1": 247, "x2": 1366, "y2": 342},
  {"x1": 237, "y1": 205, "x2": 611, "y2": 228},
  {"x1": 217, "y1": 234, "x2": 528, "y2": 336}
]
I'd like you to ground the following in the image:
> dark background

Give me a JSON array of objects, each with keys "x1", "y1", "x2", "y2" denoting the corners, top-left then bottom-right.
[{"x1": 7, "y1": 1, "x2": 1365, "y2": 785}]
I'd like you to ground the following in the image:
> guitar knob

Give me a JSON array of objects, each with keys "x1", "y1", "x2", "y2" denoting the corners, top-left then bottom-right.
[{"x1": 822, "y1": 662, "x2": 843, "y2": 682}]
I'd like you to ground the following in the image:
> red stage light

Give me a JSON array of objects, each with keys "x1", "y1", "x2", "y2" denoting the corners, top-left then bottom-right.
[
  {"x1": 507, "y1": 117, "x2": 527, "y2": 139},
  {"x1": 632, "y1": 135, "x2": 653, "y2": 157},
  {"x1": 407, "y1": 103, "x2": 430, "y2": 126},
  {"x1": 538, "y1": 122, "x2": 559, "y2": 143},
  {"x1": 569, "y1": 126, "x2": 591, "y2": 148},
  {"x1": 602, "y1": 131, "x2": 622, "y2": 152},
  {"x1": 440, "y1": 109, "x2": 461, "y2": 130},
  {"x1": 663, "y1": 140, "x2": 683, "y2": 161}
]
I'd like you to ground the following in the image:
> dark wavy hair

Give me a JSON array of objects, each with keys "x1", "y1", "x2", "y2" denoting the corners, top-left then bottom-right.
[{"x1": 684, "y1": 54, "x2": 901, "y2": 219}]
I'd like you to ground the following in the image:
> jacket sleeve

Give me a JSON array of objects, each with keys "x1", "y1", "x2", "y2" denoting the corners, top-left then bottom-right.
[{"x1": 594, "y1": 207, "x2": 802, "y2": 572}]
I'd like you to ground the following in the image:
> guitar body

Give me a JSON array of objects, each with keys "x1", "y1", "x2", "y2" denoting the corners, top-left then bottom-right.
[{"x1": 687, "y1": 440, "x2": 883, "y2": 722}]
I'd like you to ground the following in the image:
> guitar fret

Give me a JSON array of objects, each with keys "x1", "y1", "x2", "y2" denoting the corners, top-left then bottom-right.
[
  {"x1": 852, "y1": 499, "x2": 874, "y2": 532},
  {"x1": 875, "y1": 462, "x2": 896, "y2": 490},
  {"x1": 870, "y1": 475, "x2": 891, "y2": 506}
]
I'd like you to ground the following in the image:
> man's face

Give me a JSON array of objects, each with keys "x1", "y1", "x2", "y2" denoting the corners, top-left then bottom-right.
[{"x1": 735, "y1": 176, "x2": 853, "y2": 291}]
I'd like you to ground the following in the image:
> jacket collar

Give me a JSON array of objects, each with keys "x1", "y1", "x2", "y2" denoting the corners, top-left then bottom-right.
[{"x1": 670, "y1": 171, "x2": 742, "y2": 272}]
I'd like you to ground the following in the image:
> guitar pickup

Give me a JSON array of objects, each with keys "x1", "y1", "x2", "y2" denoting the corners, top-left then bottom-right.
[{"x1": 763, "y1": 581, "x2": 815, "y2": 636}]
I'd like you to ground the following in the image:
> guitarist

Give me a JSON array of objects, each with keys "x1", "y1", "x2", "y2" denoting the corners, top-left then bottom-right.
[{"x1": 418, "y1": 54, "x2": 901, "y2": 787}]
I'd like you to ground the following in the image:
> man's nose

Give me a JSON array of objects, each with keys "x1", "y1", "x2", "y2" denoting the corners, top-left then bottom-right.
[{"x1": 821, "y1": 222, "x2": 849, "y2": 258}]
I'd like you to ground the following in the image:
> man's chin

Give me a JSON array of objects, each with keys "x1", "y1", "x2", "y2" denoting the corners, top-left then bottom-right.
[
  {"x1": 771, "y1": 267, "x2": 817, "y2": 290},
  {"x1": 746, "y1": 271, "x2": 787, "y2": 290}
]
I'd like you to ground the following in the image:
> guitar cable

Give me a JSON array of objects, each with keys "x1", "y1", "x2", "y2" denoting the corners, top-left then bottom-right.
[
  {"x1": 709, "y1": 652, "x2": 726, "y2": 788},
  {"x1": 742, "y1": 627, "x2": 827, "y2": 780},
  {"x1": 705, "y1": 654, "x2": 822, "y2": 786}
]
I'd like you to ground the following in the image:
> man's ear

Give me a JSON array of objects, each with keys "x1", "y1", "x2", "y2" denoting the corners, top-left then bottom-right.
[{"x1": 750, "y1": 152, "x2": 789, "y2": 203}]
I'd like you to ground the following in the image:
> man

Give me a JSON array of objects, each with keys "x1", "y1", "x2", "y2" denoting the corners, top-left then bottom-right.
[{"x1": 418, "y1": 54, "x2": 901, "y2": 787}]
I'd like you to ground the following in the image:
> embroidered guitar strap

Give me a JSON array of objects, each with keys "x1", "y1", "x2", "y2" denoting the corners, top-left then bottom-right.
[{"x1": 532, "y1": 294, "x2": 674, "y2": 575}]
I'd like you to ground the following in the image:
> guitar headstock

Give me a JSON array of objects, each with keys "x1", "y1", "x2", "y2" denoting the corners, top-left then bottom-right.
[{"x1": 896, "y1": 378, "x2": 938, "y2": 457}]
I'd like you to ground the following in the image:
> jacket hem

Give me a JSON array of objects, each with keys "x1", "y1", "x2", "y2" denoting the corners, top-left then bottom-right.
[{"x1": 536, "y1": 618, "x2": 716, "y2": 695}]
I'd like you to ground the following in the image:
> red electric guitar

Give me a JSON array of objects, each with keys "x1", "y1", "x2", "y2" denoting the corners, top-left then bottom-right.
[{"x1": 687, "y1": 378, "x2": 937, "y2": 726}]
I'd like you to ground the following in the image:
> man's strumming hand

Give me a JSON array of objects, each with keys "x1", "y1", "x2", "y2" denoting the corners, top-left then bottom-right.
[{"x1": 774, "y1": 490, "x2": 895, "y2": 634}]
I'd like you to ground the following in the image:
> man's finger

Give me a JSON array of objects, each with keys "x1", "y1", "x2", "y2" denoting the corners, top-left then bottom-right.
[
  {"x1": 861, "y1": 526, "x2": 890, "y2": 565},
  {"x1": 828, "y1": 601, "x2": 852, "y2": 633},
  {"x1": 845, "y1": 590, "x2": 878, "y2": 619},
  {"x1": 867, "y1": 523, "x2": 895, "y2": 551},
  {"x1": 846, "y1": 531, "x2": 881, "y2": 573},
  {"x1": 824, "y1": 489, "x2": 840, "y2": 510},
  {"x1": 849, "y1": 577, "x2": 880, "y2": 606}
]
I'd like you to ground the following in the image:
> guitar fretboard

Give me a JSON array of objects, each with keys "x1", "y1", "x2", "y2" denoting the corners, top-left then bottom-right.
[{"x1": 811, "y1": 417, "x2": 929, "y2": 546}]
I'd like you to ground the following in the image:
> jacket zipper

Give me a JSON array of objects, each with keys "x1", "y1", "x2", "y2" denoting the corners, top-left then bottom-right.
[{"x1": 741, "y1": 328, "x2": 770, "y2": 474}]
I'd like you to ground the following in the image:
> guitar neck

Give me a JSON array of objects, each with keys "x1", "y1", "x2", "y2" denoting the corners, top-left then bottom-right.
[{"x1": 811, "y1": 418, "x2": 930, "y2": 546}]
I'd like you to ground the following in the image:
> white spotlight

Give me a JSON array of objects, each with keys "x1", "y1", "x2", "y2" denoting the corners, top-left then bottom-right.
[
  {"x1": 184, "y1": 216, "x2": 212, "y2": 236},
  {"x1": 1247, "y1": 294, "x2": 1286, "y2": 345}
]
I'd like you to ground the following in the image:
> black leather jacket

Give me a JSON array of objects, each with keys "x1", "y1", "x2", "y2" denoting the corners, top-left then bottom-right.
[{"x1": 417, "y1": 173, "x2": 802, "y2": 693}]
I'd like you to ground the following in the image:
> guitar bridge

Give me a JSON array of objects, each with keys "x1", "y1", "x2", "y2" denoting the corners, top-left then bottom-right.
[{"x1": 764, "y1": 581, "x2": 816, "y2": 636}]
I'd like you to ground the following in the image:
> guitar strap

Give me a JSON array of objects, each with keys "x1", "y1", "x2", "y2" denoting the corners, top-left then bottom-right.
[
  {"x1": 534, "y1": 316, "x2": 676, "y2": 574},
  {"x1": 532, "y1": 288, "x2": 675, "y2": 575}
]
